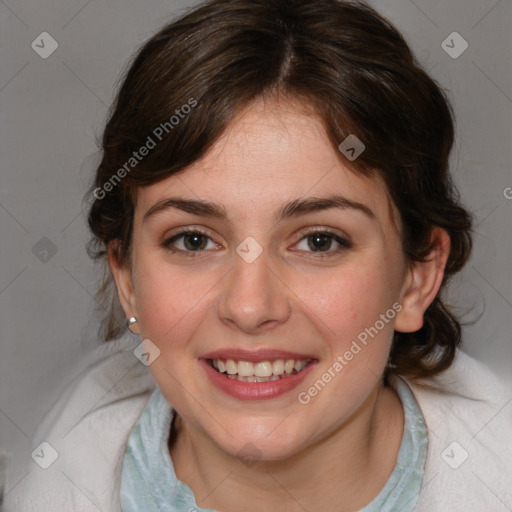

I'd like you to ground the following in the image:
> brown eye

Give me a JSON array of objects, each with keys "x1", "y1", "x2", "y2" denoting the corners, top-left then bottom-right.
[
  {"x1": 294, "y1": 230, "x2": 352, "y2": 257},
  {"x1": 307, "y1": 233, "x2": 334, "y2": 252},
  {"x1": 162, "y1": 229, "x2": 218, "y2": 254},
  {"x1": 182, "y1": 233, "x2": 208, "y2": 251}
]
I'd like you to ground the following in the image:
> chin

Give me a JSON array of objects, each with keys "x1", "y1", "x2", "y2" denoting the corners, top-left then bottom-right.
[{"x1": 211, "y1": 422, "x2": 308, "y2": 464}]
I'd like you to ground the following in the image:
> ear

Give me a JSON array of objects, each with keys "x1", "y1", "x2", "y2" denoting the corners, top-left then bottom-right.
[
  {"x1": 108, "y1": 240, "x2": 140, "y2": 334},
  {"x1": 394, "y1": 228, "x2": 451, "y2": 333}
]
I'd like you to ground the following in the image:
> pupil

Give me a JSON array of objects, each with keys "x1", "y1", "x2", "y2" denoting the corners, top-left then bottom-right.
[
  {"x1": 308, "y1": 233, "x2": 332, "y2": 252},
  {"x1": 185, "y1": 234, "x2": 207, "y2": 251}
]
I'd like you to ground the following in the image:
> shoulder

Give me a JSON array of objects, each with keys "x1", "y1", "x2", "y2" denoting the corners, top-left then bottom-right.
[
  {"x1": 4, "y1": 333, "x2": 156, "y2": 512},
  {"x1": 405, "y1": 349, "x2": 512, "y2": 511}
]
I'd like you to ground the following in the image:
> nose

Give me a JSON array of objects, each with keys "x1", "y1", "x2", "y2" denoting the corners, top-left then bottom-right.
[{"x1": 216, "y1": 249, "x2": 292, "y2": 335}]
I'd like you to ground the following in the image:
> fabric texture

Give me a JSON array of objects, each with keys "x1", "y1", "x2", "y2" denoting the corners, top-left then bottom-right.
[
  {"x1": 3, "y1": 331, "x2": 512, "y2": 511},
  {"x1": 119, "y1": 377, "x2": 427, "y2": 512}
]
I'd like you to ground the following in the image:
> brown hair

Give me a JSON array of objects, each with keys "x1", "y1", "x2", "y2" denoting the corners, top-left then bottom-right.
[{"x1": 86, "y1": 0, "x2": 473, "y2": 380}]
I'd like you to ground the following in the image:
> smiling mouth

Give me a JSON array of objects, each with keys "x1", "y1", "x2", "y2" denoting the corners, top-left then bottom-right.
[{"x1": 207, "y1": 358, "x2": 313, "y2": 382}]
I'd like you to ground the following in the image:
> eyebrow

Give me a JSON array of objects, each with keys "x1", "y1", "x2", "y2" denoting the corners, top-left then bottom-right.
[{"x1": 142, "y1": 194, "x2": 375, "y2": 224}]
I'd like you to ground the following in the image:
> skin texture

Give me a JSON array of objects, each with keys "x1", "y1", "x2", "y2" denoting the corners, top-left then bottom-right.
[{"x1": 109, "y1": 97, "x2": 450, "y2": 512}]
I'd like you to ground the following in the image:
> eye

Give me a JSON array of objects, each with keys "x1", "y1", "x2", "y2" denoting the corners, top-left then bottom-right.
[
  {"x1": 161, "y1": 228, "x2": 220, "y2": 255},
  {"x1": 294, "y1": 230, "x2": 352, "y2": 257}
]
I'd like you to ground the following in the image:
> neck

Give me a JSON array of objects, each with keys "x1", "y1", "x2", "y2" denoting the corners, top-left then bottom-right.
[{"x1": 169, "y1": 381, "x2": 404, "y2": 512}]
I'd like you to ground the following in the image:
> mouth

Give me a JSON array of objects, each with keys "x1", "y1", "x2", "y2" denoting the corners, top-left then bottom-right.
[
  {"x1": 207, "y1": 357, "x2": 313, "y2": 382},
  {"x1": 200, "y1": 352, "x2": 317, "y2": 400}
]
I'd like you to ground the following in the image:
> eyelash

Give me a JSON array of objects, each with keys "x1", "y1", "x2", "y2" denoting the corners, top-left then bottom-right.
[{"x1": 161, "y1": 227, "x2": 352, "y2": 259}]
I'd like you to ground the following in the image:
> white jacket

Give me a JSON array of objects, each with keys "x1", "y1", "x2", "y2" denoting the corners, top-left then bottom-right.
[{"x1": 3, "y1": 333, "x2": 512, "y2": 511}]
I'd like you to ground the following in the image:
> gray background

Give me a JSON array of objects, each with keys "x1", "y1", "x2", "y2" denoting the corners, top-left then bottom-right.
[{"x1": 1, "y1": 0, "x2": 511, "y2": 498}]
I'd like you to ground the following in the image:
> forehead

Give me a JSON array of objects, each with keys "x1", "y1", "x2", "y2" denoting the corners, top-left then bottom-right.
[{"x1": 135, "y1": 97, "x2": 398, "y2": 229}]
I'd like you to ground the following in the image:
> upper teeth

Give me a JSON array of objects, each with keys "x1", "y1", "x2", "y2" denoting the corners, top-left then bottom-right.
[{"x1": 212, "y1": 359, "x2": 310, "y2": 377}]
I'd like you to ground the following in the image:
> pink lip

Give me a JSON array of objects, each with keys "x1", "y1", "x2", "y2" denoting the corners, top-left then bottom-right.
[
  {"x1": 199, "y1": 358, "x2": 317, "y2": 401},
  {"x1": 200, "y1": 348, "x2": 316, "y2": 362}
]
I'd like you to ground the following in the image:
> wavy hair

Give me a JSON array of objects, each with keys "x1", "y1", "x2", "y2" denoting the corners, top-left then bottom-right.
[{"x1": 86, "y1": 0, "x2": 473, "y2": 380}]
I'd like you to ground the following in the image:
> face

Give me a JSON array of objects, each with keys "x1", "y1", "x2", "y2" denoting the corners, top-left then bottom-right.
[{"x1": 111, "y1": 98, "x2": 431, "y2": 461}]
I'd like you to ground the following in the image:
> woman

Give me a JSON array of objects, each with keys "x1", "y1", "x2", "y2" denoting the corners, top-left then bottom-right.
[{"x1": 7, "y1": 0, "x2": 511, "y2": 510}]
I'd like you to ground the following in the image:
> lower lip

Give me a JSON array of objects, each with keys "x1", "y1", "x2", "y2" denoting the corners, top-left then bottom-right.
[{"x1": 200, "y1": 359, "x2": 317, "y2": 400}]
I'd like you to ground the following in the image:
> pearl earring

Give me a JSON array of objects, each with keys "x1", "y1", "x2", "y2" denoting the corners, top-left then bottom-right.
[{"x1": 128, "y1": 316, "x2": 138, "y2": 325}]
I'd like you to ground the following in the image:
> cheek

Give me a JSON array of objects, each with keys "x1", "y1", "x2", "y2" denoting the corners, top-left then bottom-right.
[
  {"x1": 301, "y1": 265, "x2": 396, "y2": 333},
  {"x1": 132, "y1": 255, "x2": 220, "y2": 346},
  {"x1": 293, "y1": 260, "x2": 399, "y2": 370}
]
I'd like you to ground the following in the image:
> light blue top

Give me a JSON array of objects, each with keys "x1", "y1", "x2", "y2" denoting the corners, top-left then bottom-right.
[{"x1": 120, "y1": 376, "x2": 428, "y2": 511}]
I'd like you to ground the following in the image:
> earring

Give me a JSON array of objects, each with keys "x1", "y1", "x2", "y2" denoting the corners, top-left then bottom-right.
[{"x1": 128, "y1": 316, "x2": 137, "y2": 325}]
